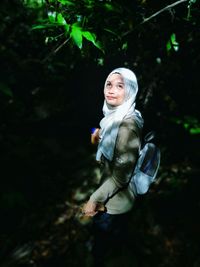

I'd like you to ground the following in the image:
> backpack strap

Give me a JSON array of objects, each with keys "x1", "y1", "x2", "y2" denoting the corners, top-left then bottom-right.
[{"x1": 103, "y1": 119, "x2": 142, "y2": 205}]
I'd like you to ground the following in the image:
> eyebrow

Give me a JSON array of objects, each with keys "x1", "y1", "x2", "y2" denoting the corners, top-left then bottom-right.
[{"x1": 106, "y1": 81, "x2": 124, "y2": 85}]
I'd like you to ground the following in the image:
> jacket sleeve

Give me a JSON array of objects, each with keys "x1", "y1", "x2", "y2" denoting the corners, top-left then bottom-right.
[{"x1": 89, "y1": 119, "x2": 141, "y2": 203}]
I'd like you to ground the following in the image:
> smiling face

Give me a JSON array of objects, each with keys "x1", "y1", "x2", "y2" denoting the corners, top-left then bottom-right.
[{"x1": 104, "y1": 73, "x2": 126, "y2": 107}]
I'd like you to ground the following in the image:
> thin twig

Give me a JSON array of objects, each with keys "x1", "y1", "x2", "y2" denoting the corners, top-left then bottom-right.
[
  {"x1": 122, "y1": 0, "x2": 188, "y2": 37},
  {"x1": 141, "y1": 0, "x2": 188, "y2": 24},
  {"x1": 54, "y1": 36, "x2": 71, "y2": 53},
  {"x1": 42, "y1": 36, "x2": 71, "y2": 63}
]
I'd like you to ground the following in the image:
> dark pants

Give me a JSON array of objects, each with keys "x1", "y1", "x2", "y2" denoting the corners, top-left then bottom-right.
[{"x1": 92, "y1": 211, "x2": 130, "y2": 267}]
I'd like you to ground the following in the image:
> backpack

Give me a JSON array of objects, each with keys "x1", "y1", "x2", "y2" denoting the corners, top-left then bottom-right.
[
  {"x1": 103, "y1": 131, "x2": 161, "y2": 207},
  {"x1": 129, "y1": 131, "x2": 161, "y2": 196}
]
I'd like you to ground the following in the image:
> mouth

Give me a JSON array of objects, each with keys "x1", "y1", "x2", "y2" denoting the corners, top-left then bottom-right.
[{"x1": 106, "y1": 96, "x2": 116, "y2": 100}]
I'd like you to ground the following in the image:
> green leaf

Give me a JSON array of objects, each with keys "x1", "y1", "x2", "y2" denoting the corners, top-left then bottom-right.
[
  {"x1": 32, "y1": 23, "x2": 61, "y2": 30},
  {"x1": 184, "y1": 123, "x2": 189, "y2": 129},
  {"x1": 93, "y1": 40, "x2": 104, "y2": 53},
  {"x1": 97, "y1": 58, "x2": 104, "y2": 66},
  {"x1": 82, "y1": 31, "x2": 104, "y2": 52},
  {"x1": 65, "y1": 23, "x2": 70, "y2": 33},
  {"x1": 104, "y1": 3, "x2": 114, "y2": 11},
  {"x1": 48, "y1": 11, "x2": 56, "y2": 23},
  {"x1": 82, "y1": 31, "x2": 96, "y2": 43},
  {"x1": 82, "y1": 31, "x2": 95, "y2": 42},
  {"x1": 166, "y1": 40, "x2": 172, "y2": 52},
  {"x1": 0, "y1": 83, "x2": 13, "y2": 97},
  {"x1": 189, "y1": 0, "x2": 196, "y2": 4},
  {"x1": 171, "y1": 33, "x2": 179, "y2": 51},
  {"x1": 170, "y1": 116, "x2": 200, "y2": 135},
  {"x1": 70, "y1": 24, "x2": 83, "y2": 49},
  {"x1": 171, "y1": 33, "x2": 176, "y2": 43},
  {"x1": 190, "y1": 128, "x2": 200, "y2": 135},
  {"x1": 57, "y1": 13, "x2": 67, "y2": 25},
  {"x1": 32, "y1": 24, "x2": 50, "y2": 29},
  {"x1": 57, "y1": 0, "x2": 75, "y2": 5},
  {"x1": 23, "y1": 0, "x2": 44, "y2": 8},
  {"x1": 122, "y1": 42, "x2": 128, "y2": 50},
  {"x1": 166, "y1": 33, "x2": 179, "y2": 52}
]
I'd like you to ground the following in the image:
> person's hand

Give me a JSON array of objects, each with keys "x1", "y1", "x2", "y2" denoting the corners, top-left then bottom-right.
[
  {"x1": 82, "y1": 200, "x2": 98, "y2": 217},
  {"x1": 91, "y1": 128, "x2": 100, "y2": 145}
]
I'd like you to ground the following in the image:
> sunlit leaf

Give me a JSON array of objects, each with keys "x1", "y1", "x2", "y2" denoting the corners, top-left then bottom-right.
[
  {"x1": 70, "y1": 24, "x2": 83, "y2": 49},
  {"x1": 171, "y1": 33, "x2": 179, "y2": 51},
  {"x1": 65, "y1": 23, "x2": 70, "y2": 33},
  {"x1": 82, "y1": 31, "x2": 96, "y2": 43},
  {"x1": 82, "y1": 31, "x2": 104, "y2": 52},
  {"x1": 166, "y1": 33, "x2": 179, "y2": 52},
  {"x1": 171, "y1": 33, "x2": 176, "y2": 43},
  {"x1": 57, "y1": 0, "x2": 75, "y2": 5},
  {"x1": 45, "y1": 36, "x2": 56, "y2": 44},
  {"x1": 57, "y1": 13, "x2": 67, "y2": 25},
  {"x1": 48, "y1": 11, "x2": 56, "y2": 23}
]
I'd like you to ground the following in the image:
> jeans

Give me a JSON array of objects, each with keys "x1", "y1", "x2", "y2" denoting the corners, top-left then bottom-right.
[{"x1": 92, "y1": 211, "x2": 130, "y2": 267}]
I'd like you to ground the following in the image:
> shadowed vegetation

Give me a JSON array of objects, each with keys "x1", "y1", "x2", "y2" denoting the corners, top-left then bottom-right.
[{"x1": 0, "y1": 0, "x2": 199, "y2": 266}]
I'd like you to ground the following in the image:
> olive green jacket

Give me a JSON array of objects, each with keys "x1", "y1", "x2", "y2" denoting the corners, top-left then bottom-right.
[{"x1": 90, "y1": 117, "x2": 142, "y2": 214}]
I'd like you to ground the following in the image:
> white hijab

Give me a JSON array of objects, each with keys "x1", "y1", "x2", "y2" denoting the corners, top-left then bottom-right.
[{"x1": 96, "y1": 67, "x2": 144, "y2": 162}]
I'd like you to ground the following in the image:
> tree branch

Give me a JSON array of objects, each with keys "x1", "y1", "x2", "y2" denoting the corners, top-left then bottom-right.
[
  {"x1": 141, "y1": 0, "x2": 188, "y2": 24},
  {"x1": 122, "y1": 0, "x2": 188, "y2": 37},
  {"x1": 42, "y1": 36, "x2": 71, "y2": 63}
]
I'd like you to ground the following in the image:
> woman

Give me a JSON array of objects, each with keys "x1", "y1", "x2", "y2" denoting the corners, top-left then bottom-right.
[{"x1": 83, "y1": 67, "x2": 144, "y2": 266}]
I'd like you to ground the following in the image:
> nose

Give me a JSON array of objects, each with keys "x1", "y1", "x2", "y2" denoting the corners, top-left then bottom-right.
[{"x1": 107, "y1": 85, "x2": 116, "y2": 94}]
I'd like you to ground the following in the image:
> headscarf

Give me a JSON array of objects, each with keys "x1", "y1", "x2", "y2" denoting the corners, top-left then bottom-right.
[{"x1": 96, "y1": 67, "x2": 144, "y2": 162}]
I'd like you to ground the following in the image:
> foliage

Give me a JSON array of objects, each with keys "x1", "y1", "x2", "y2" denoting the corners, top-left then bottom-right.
[
  {"x1": 166, "y1": 33, "x2": 179, "y2": 53},
  {"x1": 29, "y1": 0, "x2": 199, "y2": 56},
  {"x1": 0, "y1": 1, "x2": 200, "y2": 266},
  {"x1": 171, "y1": 116, "x2": 200, "y2": 134}
]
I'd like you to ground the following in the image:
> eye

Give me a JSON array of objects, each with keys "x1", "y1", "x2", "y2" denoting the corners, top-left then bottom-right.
[
  {"x1": 106, "y1": 82, "x2": 111, "y2": 88},
  {"x1": 117, "y1": 83, "x2": 124, "y2": 89}
]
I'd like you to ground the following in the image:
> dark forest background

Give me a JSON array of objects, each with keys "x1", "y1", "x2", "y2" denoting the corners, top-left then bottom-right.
[{"x1": 0, "y1": 0, "x2": 200, "y2": 266}]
